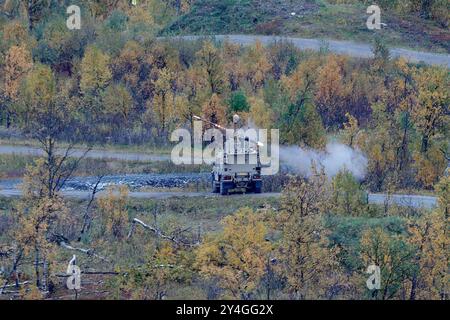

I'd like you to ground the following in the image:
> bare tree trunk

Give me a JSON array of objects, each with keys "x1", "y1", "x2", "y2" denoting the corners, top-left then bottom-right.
[
  {"x1": 6, "y1": 110, "x2": 11, "y2": 128},
  {"x1": 79, "y1": 176, "x2": 103, "y2": 241},
  {"x1": 410, "y1": 276, "x2": 417, "y2": 300},
  {"x1": 421, "y1": 135, "x2": 429, "y2": 154},
  {"x1": 47, "y1": 136, "x2": 55, "y2": 198},
  {"x1": 42, "y1": 258, "x2": 48, "y2": 292},
  {"x1": 34, "y1": 246, "x2": 40, "y2": 288},
  {"x1": 26, "y1": 0, "x2": 34, "y2": 31},
  {"x1": 1, "y1": 248, "x2": 25, "y2": 293}
]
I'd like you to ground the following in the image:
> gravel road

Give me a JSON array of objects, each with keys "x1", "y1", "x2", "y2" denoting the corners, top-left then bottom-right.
[
  {"x1": 0, "y1": 186, "x2": 437, "y2": 209},
  {"x1": 164, "y1": 35, "x2": 450, "y2": 68}
]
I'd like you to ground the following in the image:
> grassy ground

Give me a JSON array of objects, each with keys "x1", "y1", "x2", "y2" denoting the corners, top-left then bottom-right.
[
  {"x1": 0, "y1": 195, "x2": 280, "y2": 300},
  {"x1": 126, "y1": 195, "x2": 280, "y2": 232},
  {"x1": 0, "y1": 138, "x2": 173, "y2": 155},
  {"x1": 0, "y1": 153, "x2": 436, "y2": 196},
  {"x1": 162, "y1": 0, "x2": 450, "y2": 53},
  {"x1": 0, "y1": 153, "x2": 210, "y2": 179},
  {"x1": 0, "y1": 194, "x2": 428, "y2": 300},
  {"x1": 0, "y1": 195, "x2": 279, "y2": 248},
  {"x1": 0, "y1": 126, "x2": 173, "y2": 155},
  {"x1": 0, "y1": 154, "x2": 33, "y2": 179}
]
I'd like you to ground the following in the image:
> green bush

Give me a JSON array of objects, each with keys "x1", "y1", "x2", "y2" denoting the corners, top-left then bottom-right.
[{"x1": 228, "y1": 90, "x2": 250, "y2": 113}]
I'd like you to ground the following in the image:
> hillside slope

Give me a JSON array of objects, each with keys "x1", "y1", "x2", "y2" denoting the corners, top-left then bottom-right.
[{"x1": 162, "y1": 0, "x2": 450, "y2": 53}]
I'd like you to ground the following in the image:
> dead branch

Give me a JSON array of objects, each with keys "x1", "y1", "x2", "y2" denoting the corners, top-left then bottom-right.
[
  {"x1": 0, "y1": 246, "x2": 14, "y2": 258},
  {"x1": 56, "y1": 146, "x2": 92, "y2": 192},
  {"x1": 47, "y1": 233, "x2": 110, "y2": 262},
  {"x1": 127, "y1": 218, "x2": 199, "y2": 247},
  {"x1": 439, "y1": 147, "x2": 450, "y2": 161},
  {"x1": 54, "y1": 265, "x2": 176, "y2": 278},
  {"x1": 78, "y1": 175, "x2": 104, "y2": 241},
  {"x1": 59, "y1": 242, "x2": 110, "y2": 263},
  {"x1": 55, "y1": 271, "x2": 119, "y2": 277},
  {"x1": 0, "y1": 290, "x2": 22, "y2": 295},
  {"x1": 1, "y1": 281, "x2": 30, "y2": 289}
]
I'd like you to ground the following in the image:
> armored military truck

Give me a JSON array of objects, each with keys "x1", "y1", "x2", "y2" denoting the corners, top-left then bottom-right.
[{"x1": 194, "y1": 115, "x2": 263, "y2": 195}]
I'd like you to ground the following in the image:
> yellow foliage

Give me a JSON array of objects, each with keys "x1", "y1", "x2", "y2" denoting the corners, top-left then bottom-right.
[
  {"x1": 104, "y1": 84, "x2": 133, "y2": 122},
  {"x1": 149, "y1": 67, "x2": 188, "y2": 132},
  {"x1": 80, "y1": 46, "x2": 112, "y2": 96},
  {"x1": 435, "y1": 175, "x2": 449, "y2": 213},
  {"x1": 412, "y1": 66, "x2": 449, "y2": 154},
  {"x1": 222, "y1": 41, "x2": 245, "y2": 91},
  {"x1": 20, "y1": 285, "x2": 44, "y2": 300},
  {"x1": 360, "y1": 103, "x2": 402, "y2": 190},
  {"x1": 413, "y1": 147, "x2": 447, "y2": 188},
  {"x1": 360, "y1": 228, "x2": 391, "y2": 267},
  {"x1": 4, "y1": 45, "x2": 33, "y2": 101},
  {"x1": 196, "y1": 41, "x2": 225, "y2": 94},
  {"x1": 341, "y1": 112, "x2": 361, "y2": 148},
  {"x1": 195, "y1": 208, "x2": 271, "y2": 299},
  {"x1": 248, "y1": 96, "x2": 273, "y2": 129},
  {"x1": 98, "y1": 186, "x2": 130, "y2": 239},
  {"x1": 407, "y1": 210, "x2": 449, "y2": 299},
  {"x1": 201, "y1": 93, "x2": 227, "y2": 128},
  {"x1": 181, "y1": 66, "x2": 209, "y2": 122},
  {"x1": 128, "y1": 2, "x2": 156, "y2": 27},
  {"x1": 242, "y1": 41, "x2": 272, "y2": 91},
  {"x1": 112, "y1": 40, "x2": 145, "y2": 89},
  {"x1": 281, "y1": 57, "x2": 321, "y2": 102},
  {"x1": 2, "y1": 21, "x2": 29, "y2": 47},
  {"x1": 315, "y1": 55, "x2": 348, "y2": 125},
  {"x1": 11, "y1": 159, "x2": 69, "y2": 295},
  {"x1": 24, "y1": 64, "x2": 55, "y2": 110},
  {"x1": 276, "y1": 171, "x2": 341, "y2": 299},
  {"x1": 118, "y1": 242, "x2": 189, "y2": 300}
]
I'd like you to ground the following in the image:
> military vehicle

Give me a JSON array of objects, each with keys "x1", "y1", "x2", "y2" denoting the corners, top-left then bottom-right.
[{"x1": 193, "y1": 115, "x2": 263, "y2": 195}]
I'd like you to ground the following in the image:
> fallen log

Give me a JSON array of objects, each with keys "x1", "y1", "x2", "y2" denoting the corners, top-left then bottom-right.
[
  {"x1": 55, "y1": 270, "x2": 119, "y2": 277},
  {"x1": 128, "y1": 218, "x2": 199, "y2": 247},
  {"x1": 59, "y1": 242, "x2": 110, "y2": 263},
  {"x1": 54, "y1": 265, "x2": 176, "y2": 278},
  {"x1": 1, "y1": 281, "x2": 30, "y2": 288}
]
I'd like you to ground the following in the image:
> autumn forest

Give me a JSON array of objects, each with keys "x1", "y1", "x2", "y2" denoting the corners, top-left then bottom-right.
[{"x1": 0, "y1": 0, "x2": 448, "y2": 301}]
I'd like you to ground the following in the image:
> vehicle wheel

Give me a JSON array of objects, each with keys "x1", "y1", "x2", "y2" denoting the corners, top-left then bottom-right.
[
  {"x1": 212, "y1": 180, "x2": 219, "y2": 193},
  {"x1": 220, "y1": 182, "x2": 229, "y2": 195}
]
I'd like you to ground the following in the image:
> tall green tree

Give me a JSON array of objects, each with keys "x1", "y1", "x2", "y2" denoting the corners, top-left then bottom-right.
[{"x1": 331, "y1": 169, "x2": 367, "y2": 216}]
